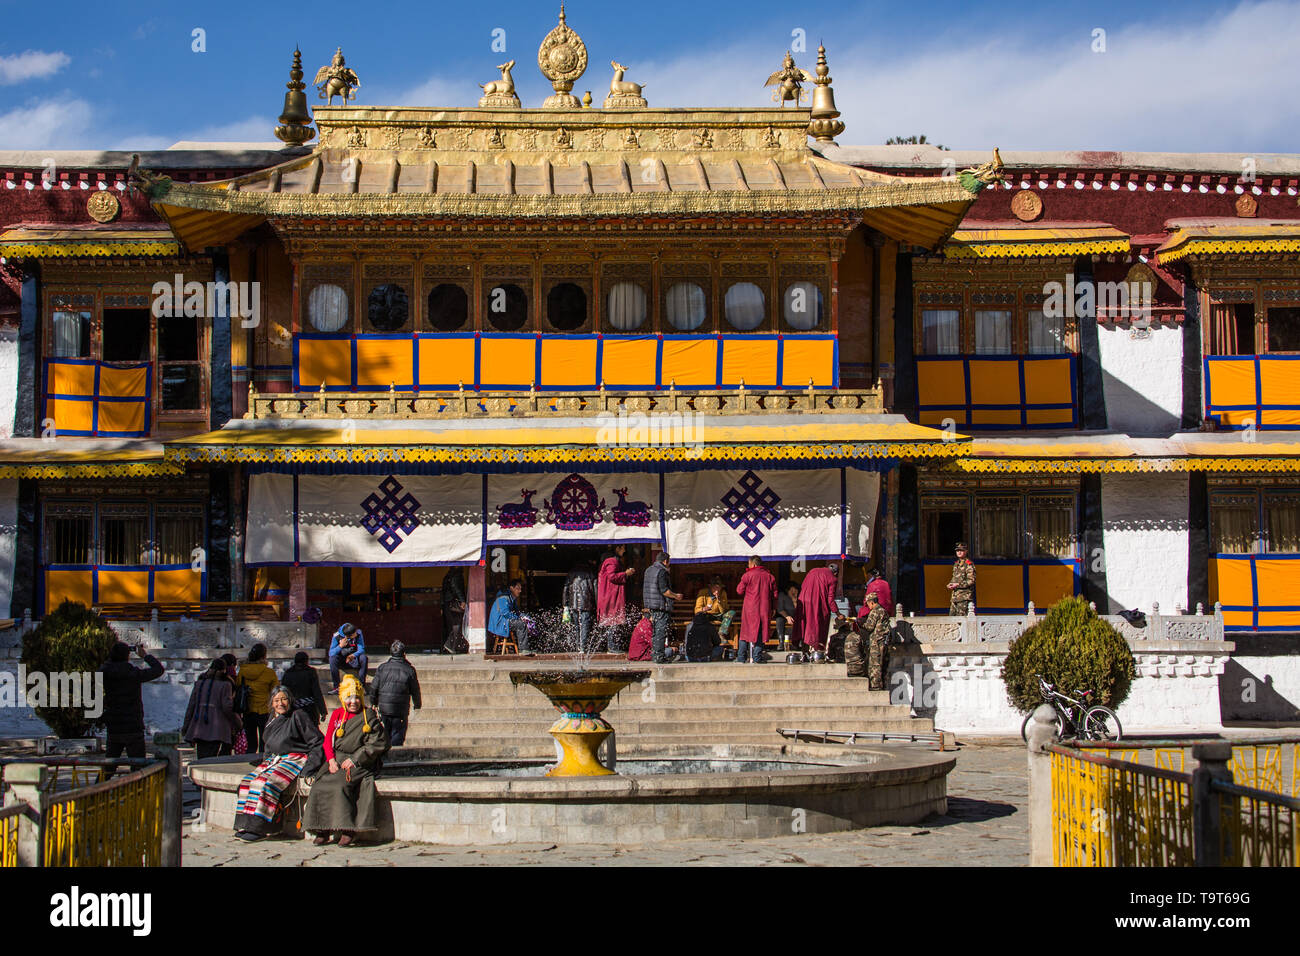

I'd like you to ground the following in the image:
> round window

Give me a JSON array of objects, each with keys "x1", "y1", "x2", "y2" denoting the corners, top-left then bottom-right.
[
  {"x1": 308, "y1": 284, "x2": 348, "y2": 332},
  {"x1": 665, "y1": 282, "x2": 706, "y2": 331},
  {"x1": 486, "y1": 283, "x2": 529, "y2": 331},
  {"x1": 725, "y1": 282, "x2": 766, "y2": 331},
  {"x1": 547, "y1": 282, "x2": 587, "y2": 331},
  {"x1": 427, "y1": 283, "x2": 469, "y2": 332},
  {"x1": 783, "y1": 281, "x2": 824, "y2": 330},
  {"x1": 605, "y1": 282, "x2": 647, "y2": 331},
  {"x1": 367, "y1": 284, "x2": 409, "y2": 331}
]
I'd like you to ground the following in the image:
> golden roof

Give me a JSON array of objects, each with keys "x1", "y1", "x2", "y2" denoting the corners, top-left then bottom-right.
[{"x1": 143, "y1": 105, "x2": 980, "y2": 251}]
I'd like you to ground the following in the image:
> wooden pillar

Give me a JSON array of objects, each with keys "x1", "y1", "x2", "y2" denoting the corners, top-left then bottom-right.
[
  {"x1": 16, "y1": 263, "x2": 40, "y2": 438},
  {"x1": 288, "y1": 565, "x2": 307, "y2": 621},
  {"x1": 467, "y1": 563, "x2": 488, "y2": 653}
]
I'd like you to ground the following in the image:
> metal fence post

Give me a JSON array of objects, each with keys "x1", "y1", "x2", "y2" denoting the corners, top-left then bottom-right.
[
  {"x1": 1191, "y1": 742, "x2": 1233, "y2": 867},
  {"x1": 3, "y1": 764, "x2": 47, "y2": 867},
  {"x1": 1027, "y1": 703, "x2": 1058, "y2": 867},
  {"x1": 152, "y1": 732, "x2": 183, "y2": 867}
]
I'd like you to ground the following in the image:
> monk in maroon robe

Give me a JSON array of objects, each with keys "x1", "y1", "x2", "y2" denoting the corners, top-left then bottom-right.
[
  {"x1": 597, "y1": 545, "x2": 636, "y2": 625},
  {"x1": 735, "y1": 556, "x2": 778, "y2": 663},
  {"x1": 798, "y1": 563, "x2": 840, "y2": 655}
]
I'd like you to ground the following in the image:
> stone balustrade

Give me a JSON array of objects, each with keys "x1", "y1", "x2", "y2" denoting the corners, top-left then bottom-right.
[
  {"x1": 892, "y1": 603, "x2": 1225, "y2": 646},
  {"x1": 246, "y1": 385, "x2": 884, "y2": 420}
]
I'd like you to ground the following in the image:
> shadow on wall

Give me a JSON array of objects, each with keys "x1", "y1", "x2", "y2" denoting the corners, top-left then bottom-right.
[
  {"x1": 1219, "y1": 657, "x2": 1300, "y2": 723},
  {"x1": 1100, "y1": 369, "x2": 1182, "y2": 436}
]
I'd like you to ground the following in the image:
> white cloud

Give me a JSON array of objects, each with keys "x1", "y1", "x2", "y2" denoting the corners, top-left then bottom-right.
[
  {"x1": 619, "y1": 0, "x2": 1300, "y2": 152},
  {"x1": 0, "y1": 50, "x2": 70, "y2": 85},
  {"x1": 0, "y1": 97, "x2": 93, "y2": 149}
]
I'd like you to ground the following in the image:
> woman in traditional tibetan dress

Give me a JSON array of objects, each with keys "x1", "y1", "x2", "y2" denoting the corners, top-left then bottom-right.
[
  {"x1": 233, "y1": 687, "x2": 323, "y2": 841},
  {"x1": 302, "y1": 675, "x2": 390, "y2": 847}
]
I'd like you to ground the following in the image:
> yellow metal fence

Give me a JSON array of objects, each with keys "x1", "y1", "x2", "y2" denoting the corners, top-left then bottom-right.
[
  {"x1": 1053, "y1": 738, "x2": 1299, "y2": 867},
  {"x1": 0, "y1": 804, "x2": 22, "y2": 867},
  {"x1": 41, "y1": 763, "x2": 165, "y2": 867}
]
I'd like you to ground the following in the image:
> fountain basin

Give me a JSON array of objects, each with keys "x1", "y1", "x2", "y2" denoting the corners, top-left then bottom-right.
[{"x1": 189, "y1": 742, "x2": 954, "y2": 845}]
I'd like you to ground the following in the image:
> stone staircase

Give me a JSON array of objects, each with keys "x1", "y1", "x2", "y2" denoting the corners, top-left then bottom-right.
[{"x1": 319, "y1": 658, "x2": 932, "y2": 757}]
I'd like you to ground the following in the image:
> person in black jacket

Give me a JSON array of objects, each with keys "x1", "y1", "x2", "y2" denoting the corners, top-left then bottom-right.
[
  {"x1": 562, "y1": 561, "x2": 598, "y2": 655},
  {"x1": 685, "y1": 611, "x2": 723, "y2": 662},
  {"x1": 371, "y1": 641, "x2": 422, "y2": 746},
  {"x1": 100, "y1": 642, "x2": 165, "y2": 772},
  {"x1": 280, "y1": 651, "x2": 327, "y2": 722},
  {"x1": 440, "y1": 568, "x2": 467, "y2": 655}
]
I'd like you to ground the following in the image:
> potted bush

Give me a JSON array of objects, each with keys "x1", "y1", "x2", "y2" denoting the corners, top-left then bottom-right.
[
  {"x1": 20, "y1": 600, "x2": 119, "y2": 740},
  {"x1": 1002, "y1": 596, "x2": 1138, "y2": 717}
]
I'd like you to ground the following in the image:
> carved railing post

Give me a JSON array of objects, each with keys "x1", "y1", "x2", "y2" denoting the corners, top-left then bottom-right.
[{"x1": 1027, "y1": 704, "x2": 1059, "y2": 867}]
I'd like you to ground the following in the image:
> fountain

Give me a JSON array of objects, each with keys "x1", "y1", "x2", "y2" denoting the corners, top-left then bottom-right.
[{"x1": 509, "y1": 669, "x2": 650, "y2": 776}]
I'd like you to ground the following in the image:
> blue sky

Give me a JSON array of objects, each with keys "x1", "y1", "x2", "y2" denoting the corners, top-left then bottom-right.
[{"x1": 1, "y1": 0, "x2": 1297, "y2": 152}]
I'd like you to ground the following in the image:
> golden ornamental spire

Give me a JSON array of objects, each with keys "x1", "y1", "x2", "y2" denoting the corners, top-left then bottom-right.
[
  {"x1": 538, "y1": 5, "x2": 588, "y2": 108},
  {"x1": 806, "y1": 44, "x2": 845, "y2": 143},
  {"x1": 275, "y1": 48, "x2": 316, "y2": 146}
]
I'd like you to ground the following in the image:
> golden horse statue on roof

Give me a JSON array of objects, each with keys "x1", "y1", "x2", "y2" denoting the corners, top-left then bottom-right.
[{"x1": 315, "y1": 47, "x2": 360, "y2": 106}]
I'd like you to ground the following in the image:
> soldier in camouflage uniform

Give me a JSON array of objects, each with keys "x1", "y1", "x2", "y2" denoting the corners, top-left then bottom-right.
[
  {"x1": 947, "y1": 542, "x2": 975, "y2": 616},
  {"x1": 858, "y1": 591, "x2": 892, "y2": 690}
]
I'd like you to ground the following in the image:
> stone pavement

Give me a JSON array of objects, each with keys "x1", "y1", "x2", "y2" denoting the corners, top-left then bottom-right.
[{"x1": 181, "y1": 742, "x2": 1029, "y2": 867}]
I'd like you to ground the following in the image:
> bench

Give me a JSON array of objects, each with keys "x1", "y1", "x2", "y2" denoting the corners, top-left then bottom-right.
[{"x1": 92, "y1": 601, "x2": 284, "y2": 622}]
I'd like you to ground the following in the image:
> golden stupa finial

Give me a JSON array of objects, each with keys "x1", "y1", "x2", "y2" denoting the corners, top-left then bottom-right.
[
  {"x1": 314, "y1": 46, "x2": 360, "y2": 106},
  {"x1": 806, "y1": 44, "x2": 845, "y2": 143},
  {"x1": 765, "y1": 50, "x2": 812, "y2": 107},
  {"x1": 539, "y1": 6, "x2": 588, "y2": 108},
  {"x1": 275, "y1": 48, "x2": 316, "y2": 146}
]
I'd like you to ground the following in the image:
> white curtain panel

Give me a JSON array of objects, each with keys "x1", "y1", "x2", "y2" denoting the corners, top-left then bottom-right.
[
  {"x1": 606, "y1": 282, "x2": 647, "y2": 331},
  {"x1": 724, "y1": 282, "x2": 766, "y2": 330},
  {"x1": 664, "y1": 468, "x2": 851, "y2": 560},
  {"x1": 308, "y1": 284, "x2": 349, "y2": 332},
  {"x1": 246, "y1": 473, "x2": 483, "y2": 565},
  {"x1": 1028, "y1": 310, "x2": 1065, "y2": 354},
  {"x1": 921, "y1": 309, "x2": 960, "y2": 354},
  {"x1": 665, "y1": 282, "x2": 706, "y2": 330},
  {"x1": 974, "y1": 309, "x2": 1012, "y2": 354},
  {"x1": 843, "y1": 469, "x2": 882, "y2": 559},
  {"x1": 486, "y1": 471, "x2": 660, "y2": 543}
]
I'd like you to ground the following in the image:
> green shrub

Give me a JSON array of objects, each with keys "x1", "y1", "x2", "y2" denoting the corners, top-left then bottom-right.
[
  {"x1": 20, "y1": 601, "x2": 118, "y2": 738},
  {"x1": 1001, "y1": 596, "x2": 1138, "y2": 714}
]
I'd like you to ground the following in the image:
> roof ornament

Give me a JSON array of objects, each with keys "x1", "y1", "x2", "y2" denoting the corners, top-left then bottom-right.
[
  {"x1": 126, "y1": 154, "x2": 172, "y2": 200},
  {"x1": 538, "y1": 5, "x2": 588, "y2": 108},
  {"x1": 479, "y1": 60, "x2": 521, "y2": 108},
  {"x1": 958, "y1": 147, "x2": 1006, "y2": 194},
  {"x1": 315, "y1": 47, "x2": 360, "y2": 106},
  {"x1": 806, "y1": 45, "x2": 844, "y2": 144},
  {"x1": 275, "y1": 48, "x2": 317, "y2": 147},
  {"x1": 765, "y1": 51, "x2": 812, "y2": 107},
  {"x1": 604, "y1": 60, "x2": 647, "y2": 109}
]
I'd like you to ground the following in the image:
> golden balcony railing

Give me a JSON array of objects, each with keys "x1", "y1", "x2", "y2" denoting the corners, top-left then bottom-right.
[{"x1": 245, "y1": 383, "x2": 885, "y2": 421}]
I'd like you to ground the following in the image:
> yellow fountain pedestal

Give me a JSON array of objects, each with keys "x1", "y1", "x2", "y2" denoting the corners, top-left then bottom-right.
[{"x1": 510, "y1": 670, "x2": 650, "y2": 777}]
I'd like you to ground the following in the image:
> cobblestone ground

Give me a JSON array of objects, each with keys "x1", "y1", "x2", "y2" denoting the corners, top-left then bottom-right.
[{"x1": 181, "y1": 743, "x2": 1030, "y2": 867}]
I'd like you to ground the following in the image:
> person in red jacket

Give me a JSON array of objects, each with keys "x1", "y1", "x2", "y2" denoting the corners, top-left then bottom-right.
[
  {"x1": 735, "y1": 555, "x2": 777, "y2": 664},
  {"x1": 798, "y1": 562, "x2": 842, "y2": 662},
  {"x1": 627, "y1": 610, "x2": 654, "y2": 662}
]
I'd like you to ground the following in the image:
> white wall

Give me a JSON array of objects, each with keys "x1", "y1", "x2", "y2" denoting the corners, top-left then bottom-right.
[
  {"x1": 1101, "y1": 473, "x2": 1189, "y2": 614},
  {"x1": 0, "y1": 478, "x2": 15, "y2": 621},
  {"x1": 0, "y1": 326, "x2": 15, "y2": 439},
  {"x1": 1098, "y1": 324, "x2": 1182, "y2": 435}
]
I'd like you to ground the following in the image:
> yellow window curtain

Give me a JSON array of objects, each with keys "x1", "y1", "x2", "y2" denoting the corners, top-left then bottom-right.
[
  {"x1": 1210, "y1": 497, "x2": 1256, "y2": 554},
  {"x1": 976, "y1": 496, "x2": 1021, "y2": 558},
  {"x1": 1264, "y1": 494, "x2": 1300, "y2": 553},
  {"x1": 1029, "y1": 497, "x2": 1074, "y2": 557}
]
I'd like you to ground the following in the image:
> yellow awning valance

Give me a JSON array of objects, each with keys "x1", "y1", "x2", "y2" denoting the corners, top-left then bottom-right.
[
  {"x1": 935, "y1": 435, "x2": 1300, "y2": 473},
  {"x1": 0, "y1": 226, "x2": 181, "y2": 259},
  {"x1": 164, "y1": 418, "x2": 970, "y2": 466},
  {"x1": 1157, "y1": 219, "x2": 1300, "y2": 264},
  {"x1": 0, "y1": 440, "x2": 182, "y2": 478},
  {"x1": 943, "y1": 224, "x2": 1130, "y2": 259}
]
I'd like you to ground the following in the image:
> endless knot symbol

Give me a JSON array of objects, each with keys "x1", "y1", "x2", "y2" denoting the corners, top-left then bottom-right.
[
  {"x1": 720, "y1": 471, "x2": 781, "y2": 546},
  {"x1": 360, "y1": 476, "x2": 422, "y2": 553}
]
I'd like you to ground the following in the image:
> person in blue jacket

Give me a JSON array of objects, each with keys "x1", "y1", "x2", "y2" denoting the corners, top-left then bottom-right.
[
  {"x1": 328, "y1": 622, "x2": 368, "y2": 691},
  {"x1": 488, "y1": 579, "x2": 532, "y2": 654}
]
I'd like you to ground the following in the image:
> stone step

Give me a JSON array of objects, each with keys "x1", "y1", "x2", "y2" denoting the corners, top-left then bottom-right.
[
  {"x1": 327, "y1": 662, "x2": 861, "y2": 681},
  {"x1": 402, "y1": 716, "x2": 924, "y2": 736},
  {"x1": 412, "y1": 690, "x2": 896, "y2": 709}
]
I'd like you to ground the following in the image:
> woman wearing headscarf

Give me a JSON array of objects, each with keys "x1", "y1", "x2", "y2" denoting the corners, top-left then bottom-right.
[
  {"x1": 233, "y1": 686, "x2": 324, "y2": 842},
  {"x1": 183, "y1": 657, "x2": 241, "y2": 759},
  {"x1": 302, "y1": 674, "x2": 390, "y2": 847}
]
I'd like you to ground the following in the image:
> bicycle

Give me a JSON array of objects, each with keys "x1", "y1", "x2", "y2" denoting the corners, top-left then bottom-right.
[{"x1": 1019, "y1": 674, "x2": 1122, "y2": 742}]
